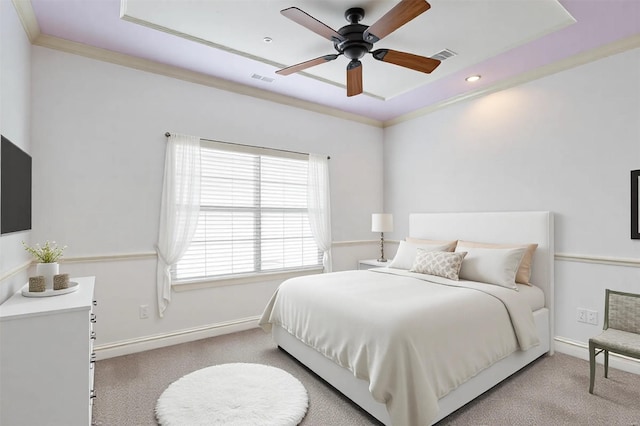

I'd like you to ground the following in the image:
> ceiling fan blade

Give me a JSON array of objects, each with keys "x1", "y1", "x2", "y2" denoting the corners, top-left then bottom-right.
[
  {"x1": 346, "y1": 60, "x2": 363, "y2": 97},
  {"x1": 363, "y1": 0, "x2": 431, "y2": 43},
  {"x1": 372, "y1": 49, "x2": 441, "y2": 74},
  {"x1": 281, "y1": 7, "x2": 346, "y2": 43},
  {"x1": 276, "y1": 54, "x2": 340, "y2": 76}
]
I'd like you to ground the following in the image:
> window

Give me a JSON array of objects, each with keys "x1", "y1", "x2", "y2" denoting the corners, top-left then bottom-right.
[{"x1": 173, "y1": 141, "x2": 322, "y2": 281}]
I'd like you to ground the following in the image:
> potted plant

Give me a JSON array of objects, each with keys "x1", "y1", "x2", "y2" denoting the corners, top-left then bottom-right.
[{"x1": 23, "y1": 241, "x2": 67, "y2": 290}]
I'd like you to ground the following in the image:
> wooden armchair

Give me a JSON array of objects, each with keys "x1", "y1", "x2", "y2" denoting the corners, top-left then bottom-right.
[{"x1": 589, "y1": 289, "x2": 640, "y2": 394}]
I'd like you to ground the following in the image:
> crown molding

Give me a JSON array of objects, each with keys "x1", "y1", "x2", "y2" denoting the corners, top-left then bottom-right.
[
  {"x1": 15, "y1": 0, "x2": 379, "y2": 125},
  {"x1": 384, "y1": 33, "x2": 640, "y2": 127},
  {"x1": 30, "y1": 34, "x2": 383, "y2": 128},
  {"x1": 11, "y1": 0, "x2": 40, "y2": 42}
]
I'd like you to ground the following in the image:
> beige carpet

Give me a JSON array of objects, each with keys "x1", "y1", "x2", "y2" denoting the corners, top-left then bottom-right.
[{"x1": 92, "y1": 328, "x2": 640, "y2": 426}]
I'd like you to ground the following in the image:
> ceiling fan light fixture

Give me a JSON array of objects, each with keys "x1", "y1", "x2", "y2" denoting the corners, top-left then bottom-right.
[
  {"x1": 263, "y1": 37, "x2": 273, "y2": 43},
  {"x1": 466, "y1": 75, "x2": 481, "y2": 82}
]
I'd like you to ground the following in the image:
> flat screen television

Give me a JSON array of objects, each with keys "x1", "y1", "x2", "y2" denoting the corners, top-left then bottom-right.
[{"x1": 1, "y1": 135, "x2": 32, "y2": 234}]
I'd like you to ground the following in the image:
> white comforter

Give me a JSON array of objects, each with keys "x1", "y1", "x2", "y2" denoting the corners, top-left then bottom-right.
[{"x1": 259, "y1": 269, "x2": 539, "y2": 426}]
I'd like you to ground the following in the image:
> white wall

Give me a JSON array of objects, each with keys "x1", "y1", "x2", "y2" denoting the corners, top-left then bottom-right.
[
  {"x1": 0, "y1": 0, "x2": 32, "y2": 303},
  {"x1": 384, "y1": 48, "x2": 640, "y2": 347},
  {"x1": 30, "y1": 46, "x2": 383, "y2": 351}
]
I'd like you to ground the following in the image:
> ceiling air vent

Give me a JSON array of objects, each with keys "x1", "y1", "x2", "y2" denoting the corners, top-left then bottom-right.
[
  {"x1": 431, "y1": 49, "x2": 457, "y2": 61},
  {"x1": 250, "y1": 73, "x2": 274, "y2": 83}
]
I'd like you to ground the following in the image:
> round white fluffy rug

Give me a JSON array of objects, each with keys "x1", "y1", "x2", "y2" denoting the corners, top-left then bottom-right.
[{"x1": 156, "y1": 363, "x2": 308, "y2": 426}]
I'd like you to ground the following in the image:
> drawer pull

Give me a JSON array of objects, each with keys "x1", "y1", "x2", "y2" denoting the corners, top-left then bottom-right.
[
  {"x1": 90, "y1": 313, "x2": 97, "y2": 323},
  {"x1": 91, "y1": 331, "x2": 97, "y2": 340}
]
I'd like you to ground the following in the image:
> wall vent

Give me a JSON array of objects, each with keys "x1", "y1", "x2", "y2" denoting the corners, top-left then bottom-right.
[{"x1": 431, "y1": 48, "x2": 457, "y2": 61}]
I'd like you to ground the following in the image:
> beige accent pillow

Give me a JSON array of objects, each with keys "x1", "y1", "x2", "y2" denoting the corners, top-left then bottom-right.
[
  {"x1": 456, "y1": 240, "x2": 538, "y2": 285},
  {"x1": 410, "y1": 250, "x2": 467, "y2": 280},
  {"x1": 406, "y1": 237, "x2": 457, "y2": 252},
  {"x1": 389, "y1": 241, "x2": 455, "y2": 270}
]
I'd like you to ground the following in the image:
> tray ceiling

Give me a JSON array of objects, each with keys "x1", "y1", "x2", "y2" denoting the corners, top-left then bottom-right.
[
  {"x1": 27, "y1": 0, "x2": 640, "y2": 122},
  {"x1": 121, "y1": 0, "x2": 575, "y2": 100}
]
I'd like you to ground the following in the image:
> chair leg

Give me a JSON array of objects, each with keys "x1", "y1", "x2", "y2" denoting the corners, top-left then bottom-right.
[
  {"x1": 604, "y1": 350, "x2": 609, "y2": 378},
  {"x1": 589, "y1": 341, "x2": 596, "y2": 394}
]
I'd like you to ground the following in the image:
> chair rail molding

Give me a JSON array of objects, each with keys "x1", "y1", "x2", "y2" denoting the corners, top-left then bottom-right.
[
  {"x1": 56, "y1": 249, "x2": 638, "y2": 268},
  {"x1": 555, "y1": 253, "x2": 640, "y2": 268},
  {"x1": 0, "y1": 261, "x2": 32, "y2": 283}
]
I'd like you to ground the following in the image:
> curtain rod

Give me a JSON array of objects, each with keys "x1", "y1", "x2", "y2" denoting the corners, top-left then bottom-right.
[{"x1": 165, "y1": 132, "x2": 330, "y2": 160}]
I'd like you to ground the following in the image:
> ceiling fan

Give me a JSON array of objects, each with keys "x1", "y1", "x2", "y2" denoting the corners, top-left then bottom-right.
[{"x1": 275, "y1": 0, "x2": 441, "y2": 97}]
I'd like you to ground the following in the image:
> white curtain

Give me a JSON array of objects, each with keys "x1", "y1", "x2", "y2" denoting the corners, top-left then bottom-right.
[
  {"x1": 307, "y1": 154, "x2": 332, "y2": 272},
  {"x1": 156, "y1": 133, "x2": 201, "y2": 317}
]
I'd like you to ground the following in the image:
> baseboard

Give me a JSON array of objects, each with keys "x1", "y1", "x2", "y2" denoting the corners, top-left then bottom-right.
[
  {"x1": 554, "y1": 336, "x2": 640, "y2": 375},
  {"x1": 94, "y1": 316, "x2": 261, "y2": 360}
]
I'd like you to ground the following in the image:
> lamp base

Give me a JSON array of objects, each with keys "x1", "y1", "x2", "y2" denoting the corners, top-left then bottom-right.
[{"x1": 377, "y1": 258, "x2": 388, "y2": 263}]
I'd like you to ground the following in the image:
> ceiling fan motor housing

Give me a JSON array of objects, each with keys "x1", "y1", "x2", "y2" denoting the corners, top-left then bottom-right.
[{"x1": 335, "y1": 23, "x2": 373, "y2": 59}]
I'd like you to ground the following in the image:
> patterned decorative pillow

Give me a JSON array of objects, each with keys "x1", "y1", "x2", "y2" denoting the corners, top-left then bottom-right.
[{"x1": 410, "y1": 249, "x2": 467, "y2": 280}]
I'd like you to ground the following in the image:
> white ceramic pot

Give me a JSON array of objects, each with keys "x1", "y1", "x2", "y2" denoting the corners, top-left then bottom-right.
[{"x1": 36, "y1": 262, "x2": 59, "y2": 291}]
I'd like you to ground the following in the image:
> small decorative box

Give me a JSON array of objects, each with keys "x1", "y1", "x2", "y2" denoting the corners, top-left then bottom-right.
[
  {"x1": 53, "y1": 273, "x2": 70, "y2": 290},
  {"x1": 29, "y1": 276, "x2": 46, "y2": 292}
]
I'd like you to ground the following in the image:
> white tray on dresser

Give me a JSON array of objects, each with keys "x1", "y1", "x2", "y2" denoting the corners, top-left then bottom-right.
[{"x1": 22, "y1": 280, "x2": 80, "y2": 297}]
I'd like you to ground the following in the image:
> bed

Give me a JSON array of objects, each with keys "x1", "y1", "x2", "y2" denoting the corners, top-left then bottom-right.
[{"x1": 260, "y1": 211, "x2": 554, "y2": 425}]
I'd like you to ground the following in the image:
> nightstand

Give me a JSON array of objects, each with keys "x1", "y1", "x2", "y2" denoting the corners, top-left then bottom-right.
[{"x1": 358, "y1": 259, "x2": 390, "y2": 270}]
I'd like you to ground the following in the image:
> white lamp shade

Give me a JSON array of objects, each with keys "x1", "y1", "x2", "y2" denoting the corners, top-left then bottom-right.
[{"x1": 372, "y1": 213, "x2": 393, "y2": 233}]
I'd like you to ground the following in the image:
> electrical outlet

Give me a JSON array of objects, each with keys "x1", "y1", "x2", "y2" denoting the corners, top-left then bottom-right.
[
  {"x1": 577, "y1": 308, "x2": 587, "y2": 323},
  {"x1": 139, "y1": 304, "x2": 149, "y2": 319},
  {"x1": 587, "y1": 309, "x2": 598, "y2": 325}
]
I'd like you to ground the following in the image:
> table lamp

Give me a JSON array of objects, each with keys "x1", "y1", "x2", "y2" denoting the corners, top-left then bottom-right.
[{"x1": 371, "y1": 213, "x2": 393, "y2": 262}]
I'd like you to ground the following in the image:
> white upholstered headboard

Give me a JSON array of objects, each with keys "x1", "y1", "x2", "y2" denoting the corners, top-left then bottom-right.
[{"x1": 409, "y1": 211, "x2": 554, "y2": 316}]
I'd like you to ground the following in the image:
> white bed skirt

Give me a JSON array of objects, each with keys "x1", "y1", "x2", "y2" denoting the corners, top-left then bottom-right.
[{"x1": 273, "y1": 307, "x2": 550, "y2": 425}]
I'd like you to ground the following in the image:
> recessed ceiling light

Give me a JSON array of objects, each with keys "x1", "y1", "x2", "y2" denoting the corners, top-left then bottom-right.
[
  {"x1": 465, "y1": 75, "x2": 481, "y2": 82},
  {"x1": 263, "y1": 37, "x2": 273, "y2": 43}
]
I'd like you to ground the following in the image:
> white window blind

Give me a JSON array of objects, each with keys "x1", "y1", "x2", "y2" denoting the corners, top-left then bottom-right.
[{"x1": 173, "y1": 141, "x2": 322, "y2": 281}]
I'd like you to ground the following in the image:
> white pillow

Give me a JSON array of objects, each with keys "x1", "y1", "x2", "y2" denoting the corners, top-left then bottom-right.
[
  {"x1": 455, "y1": 246, "x2": 526, "y2": 290},
  {"x1": 389, "y1": 241, "x2": 455, "y2": 270}
]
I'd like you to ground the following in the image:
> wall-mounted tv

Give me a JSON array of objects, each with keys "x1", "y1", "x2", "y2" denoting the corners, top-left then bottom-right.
[{"x1": 1, "y1": 135, "x2": 32, "y2": 234}]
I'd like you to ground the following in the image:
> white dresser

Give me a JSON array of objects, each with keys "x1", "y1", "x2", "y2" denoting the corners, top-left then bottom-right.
[{"x1": 0, "y1": 276, "x2": 96, "y2": 426}]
